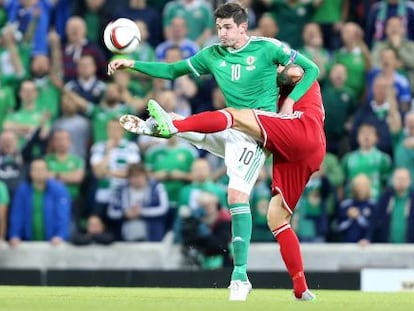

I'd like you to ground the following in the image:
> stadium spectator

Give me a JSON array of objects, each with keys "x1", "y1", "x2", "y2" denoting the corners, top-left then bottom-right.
[
  {"x1": 0, "y1": 24, "x2": 29, "y2": 92},
  {"x1": 311, "y1": 0, "x2": 349, "y2": 50},
  {"x1": 321, "y1": 153, "x2": 345, "y2": 241},
  {"x1": 30, "y1": 54, "x2": 61, "y2": 119},
  {"x1": 366, "y1": 0, "x2": 414, "y2": 47},
  {"x1": 250, "y1": 167, "x2": 273, "y2": 242},
  {"x1": 299, "y1": 22, "x2": 330, "y2": 82},
  {"x1": 112, "y1": 69, "x2": 149, "y2": 116},
  {"x1": 144, "y1": 135, "x2": 198, "y2": 210},
  {"x1": 64, "y1": 54, "x2": 107, "y2": 104},
  {"x1": 391, "y1": 111, "x2": 414, "y2": 183},
  {"x1": 252, "y1": 13, "x2": 279, "y2": 38},
  {"x1": 73, "y1": 0, "x2": 112, "y2": 52},
  {"x1": 350, "y1": 75, "x2": 399, "y2": 156},
  {"x1": 51, "y1": 92, "x2": 91, "y2": 160},
  {"x1": 323, "y1": 63, "x2": 355, "y2": 157},
  {"x1": 90, "y1": 118, "x2": 140, "y2": 217},
  {"x1": 3, "y1": 80, "x2": 50, "y2": 148},
  {"x1": 0, "y1": 2, "x2": 7, "y2": 29},
  {"x1": 293, "y1": 171, "x2": 330, "y2": 243},
  {"x1": 343, "y1": 123, "x2": 392, "y2": 201},
  {"x1": 0, "y1": 130, "x2": 25, "y2": 196},
  {"x1": 8, "y1": 159, "x2": 71, "y2": 247},
  {"x1": 57, "y1": 16, "x2": 107, "y2": 81},
  {"x1": 6, "y1": 0, "x2": 51, "y2": 56},
  {"x1": 68, "y1": 83, "x2": 138, "y2": 143},
  {"x1": 154, "y1": 45, "x2": 198, "y2": 117},
  {"x1": 71, "y1": 214, "x2": 115, "y2": 246},
  {"x1": 113, "y1": 0, "x2": 162, "y2": 47},
  {"x1": 332, "y1": 22, "x2": 371, "y2": 100},
  {"x1": 178, "y1": 158, "x2": 227, "y2": 210},
  {"x1": 155, "y1": 16, "x2": 199, "y2": 61},
  {"x1": 108, "y1": 163, "x2": 169, "y2": 241},
  {"x1": 0, "y1": 180, "x2": 9, "y2": 244},
  {"x1": 163, "y1": 0, "x2": 214, "y2": 47},
  {"x1": 0, "y1": 83, "x2": 16, "y2": 131},
  {"x1": 367, "y1": 47, "x2": 412, "y2": 116},
  {"x1": 373, "y1": 168, "x2": 414, "y2": 243},
  {"x1": 44, "y1": 129, "x2": 85, "y2": 231},
  {"x1": 336, "y1": 173, "x2": 376, "y2": 244},
  {"x1": 371, "y1": 16, "x2": 414, "y2": 93},
  {"x1": 178, "y1": 191, "x2": 232, "y2": 269},
  {"x1": 259, "y1": 0, "x2": 316, "y2": 49}
]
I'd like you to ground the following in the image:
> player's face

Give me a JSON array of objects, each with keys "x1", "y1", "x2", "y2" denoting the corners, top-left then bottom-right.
[{"x1": 216, "y1": 18, "x2": 247, "y2": 48}]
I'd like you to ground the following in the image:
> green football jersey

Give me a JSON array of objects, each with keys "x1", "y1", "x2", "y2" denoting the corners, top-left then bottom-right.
[
  {"x1": 86, "y1": 103, "x2": 134, "y2": 143},
  {"x1": 341, "y1": 147, "x2": 391, "y2": 200},
  {"x1": 133, "y1": 36, "x2": 319, "y2": 110},
  {"x1": 187, "y1": 37, "x2": 293, "y2": 112},
  {"x1": 44, "y1": 154, "x2": 85, "y2": 198},
  {"x1": 163, "y1": 1, "x2": 214, "y2": 41},
  {"x1": 145, "y1": 143, "x2": 198, "y2": 204}
]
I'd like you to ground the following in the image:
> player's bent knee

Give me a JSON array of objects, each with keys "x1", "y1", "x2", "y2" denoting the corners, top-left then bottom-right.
[
  {"x1": 266, "y1": 195, "x2": 291, "y2": 230},
  {"x1": 227, "y1": 188, "x2": 249, "y2": 205}
]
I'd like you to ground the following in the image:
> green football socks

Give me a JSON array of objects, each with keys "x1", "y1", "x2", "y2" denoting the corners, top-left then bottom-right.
[{"x1": 229, "y1": 203, "x2": 252, "y2": 282}]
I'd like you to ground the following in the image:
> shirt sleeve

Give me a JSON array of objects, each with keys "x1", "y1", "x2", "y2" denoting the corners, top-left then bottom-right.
[
  {"x1": 269, "y1": 39, "x2": 320, "y2": 102},
  {"x1": 186, "y1": 47, "x2": 212, "y2": 77},
  {"x1": 132, "y1": 60, "x2": 192, "y2": 80}
]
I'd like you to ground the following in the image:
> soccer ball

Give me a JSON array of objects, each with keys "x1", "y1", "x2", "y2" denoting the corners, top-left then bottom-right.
[{"x1": 103, "y1": 18, "x2": 141, "y2": 54}]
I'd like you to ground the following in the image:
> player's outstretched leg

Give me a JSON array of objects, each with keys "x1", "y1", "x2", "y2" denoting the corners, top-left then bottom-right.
[{"x1": 147, "y1": 99, "x2": 178, "y2": 138}]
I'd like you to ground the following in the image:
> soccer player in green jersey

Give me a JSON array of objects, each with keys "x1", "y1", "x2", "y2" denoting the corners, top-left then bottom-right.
[{"x1": 108, "y1": 2, "x2": 319, "y2": 301}]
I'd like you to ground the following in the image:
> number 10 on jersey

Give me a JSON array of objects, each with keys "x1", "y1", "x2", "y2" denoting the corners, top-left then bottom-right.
[{"x1": 231, "y1": 64, "x2": 241, "y2": 81}]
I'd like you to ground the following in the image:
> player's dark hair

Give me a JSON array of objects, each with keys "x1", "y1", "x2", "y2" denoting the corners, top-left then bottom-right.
[{"x1": 214, "y1": 2, "x2": 248, "y2": 25}]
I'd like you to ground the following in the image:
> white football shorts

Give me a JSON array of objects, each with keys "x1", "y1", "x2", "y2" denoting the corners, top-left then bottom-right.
[{"x1": 189, "y1": 129, "x2": 268, "y2": 195}]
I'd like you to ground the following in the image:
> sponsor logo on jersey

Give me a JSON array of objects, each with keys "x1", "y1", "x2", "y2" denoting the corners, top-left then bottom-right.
[{"x1": 219, "y1": 60, "x2": 227, "y2": 67}]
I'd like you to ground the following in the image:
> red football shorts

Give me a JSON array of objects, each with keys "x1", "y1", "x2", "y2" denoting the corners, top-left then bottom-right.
[{"x1": 254, "y1": 83, "x2": 326, "y2": 213}]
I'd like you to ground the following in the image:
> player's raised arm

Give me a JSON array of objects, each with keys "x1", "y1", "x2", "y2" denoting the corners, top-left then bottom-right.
[
  {"x1": 288, "y1": 52, "x2": 320, "y2": 102},
  {"x1": 107, "y1": 58, "x2": 192, "y2": 80}
]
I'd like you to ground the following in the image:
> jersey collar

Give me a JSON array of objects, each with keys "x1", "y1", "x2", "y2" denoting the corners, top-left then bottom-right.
[{"x1": 226, "y1": 36, "x2": 252, "y2": 53}]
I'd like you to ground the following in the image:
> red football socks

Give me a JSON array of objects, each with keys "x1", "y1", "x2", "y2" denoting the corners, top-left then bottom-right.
[
  {"x1": 273, "y1": 224, "x2": 308, "y2": 298},
  {"x1": 172, "y1": 110, "x2": 233, "y2": 133}
]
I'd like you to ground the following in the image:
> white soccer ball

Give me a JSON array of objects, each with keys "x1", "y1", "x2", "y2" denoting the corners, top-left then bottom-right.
[{"x1": 103, "y1": 18, "x2": 141, "y2": 54}]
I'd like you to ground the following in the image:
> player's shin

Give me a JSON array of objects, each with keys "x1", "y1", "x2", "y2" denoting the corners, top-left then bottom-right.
[
  {"x1": 173, "y1": 110, "x2": 233, "y2": 133},
  {"x1": 272, "y1": 224, "x2": 309, "y2": 298},
  {"x1": 229, "y1": 203, "x2": 252, "y2": 282}
]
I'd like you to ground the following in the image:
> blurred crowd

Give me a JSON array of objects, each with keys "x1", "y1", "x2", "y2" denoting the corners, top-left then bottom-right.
[{"x1": 1, "y1": 0, "x2": 414, "y2": 270}]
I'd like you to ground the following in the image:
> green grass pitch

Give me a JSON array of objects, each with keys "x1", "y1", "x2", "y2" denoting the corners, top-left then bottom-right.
[{"x1": 0, "y1": 286, "x2": 413, "y2": 311}]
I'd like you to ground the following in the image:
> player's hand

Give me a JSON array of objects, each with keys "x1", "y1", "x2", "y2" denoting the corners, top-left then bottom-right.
[{"x1": 107, "y1": 59, "x2": 135, "y2": 75}]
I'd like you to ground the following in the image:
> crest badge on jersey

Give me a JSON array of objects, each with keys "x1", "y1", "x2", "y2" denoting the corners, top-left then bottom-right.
[{"x1": 246, "y1": 56, "x2": 256, "y2": 71}]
